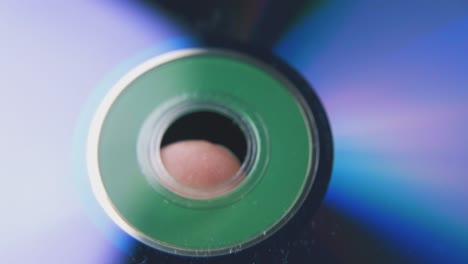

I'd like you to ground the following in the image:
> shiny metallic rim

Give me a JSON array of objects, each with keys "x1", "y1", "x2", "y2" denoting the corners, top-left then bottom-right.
[{"x1": 87, "y1": 48, "x2": 320, "y2": 256}]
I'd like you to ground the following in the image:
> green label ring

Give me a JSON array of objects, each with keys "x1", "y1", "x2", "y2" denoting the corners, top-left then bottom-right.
[{"x1": 87, "y1": 48, "x2": 324, "y2": 256}]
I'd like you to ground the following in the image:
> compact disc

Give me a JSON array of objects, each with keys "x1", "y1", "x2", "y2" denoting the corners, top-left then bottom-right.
[{"x1": 1, "y1": 1, "x2": 467, "y2": 264}]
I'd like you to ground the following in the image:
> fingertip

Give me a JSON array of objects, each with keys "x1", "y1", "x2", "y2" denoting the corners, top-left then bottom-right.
[{"x1": 160, "y1": 140, "x2": 241, "y2": 189}]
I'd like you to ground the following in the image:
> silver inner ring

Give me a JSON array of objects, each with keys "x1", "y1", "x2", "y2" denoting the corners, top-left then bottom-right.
[{"x1": 137, "y1": 99, "x2": 257, "y2": 202}]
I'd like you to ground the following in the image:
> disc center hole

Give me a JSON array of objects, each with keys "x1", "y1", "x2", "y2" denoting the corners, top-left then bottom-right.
[{"x1": 160, "y1": 111, "x2": 248, "y2": 190}]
